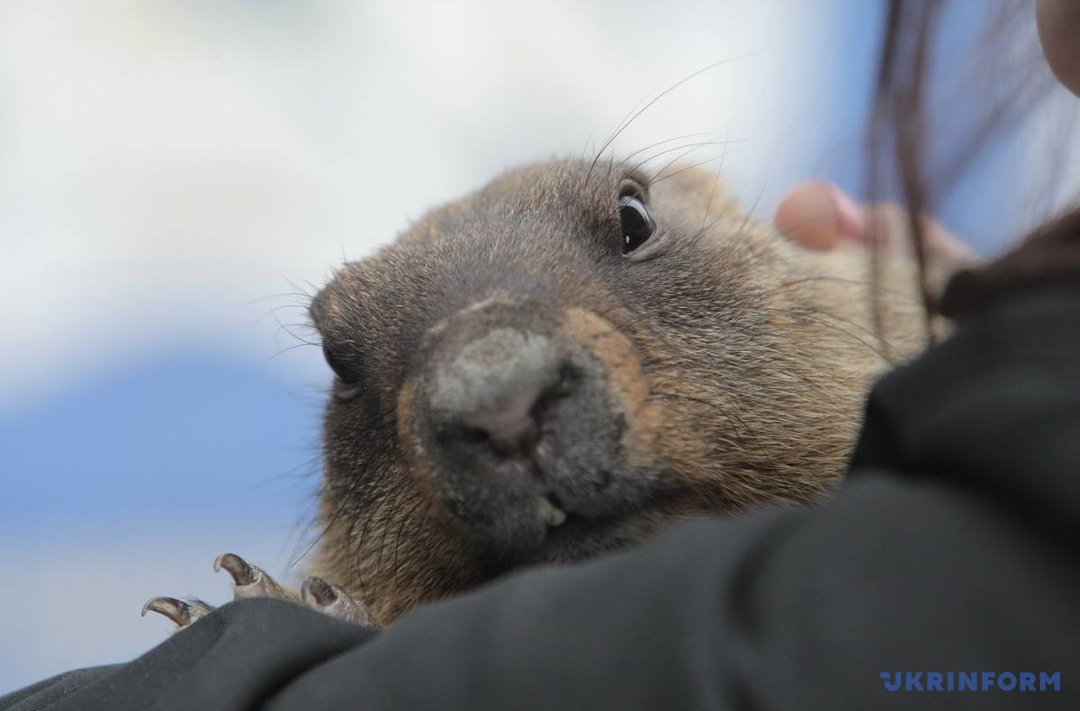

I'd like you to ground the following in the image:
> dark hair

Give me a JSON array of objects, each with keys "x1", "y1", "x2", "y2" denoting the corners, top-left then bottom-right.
[{"x1": 871, "y1": 0, "x2": 1080, "y2": 327}]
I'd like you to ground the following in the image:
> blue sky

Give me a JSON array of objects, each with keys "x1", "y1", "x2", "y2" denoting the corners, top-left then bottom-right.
[{"x1": 2, "y1": 355, "x2": 320, "y2": 529}]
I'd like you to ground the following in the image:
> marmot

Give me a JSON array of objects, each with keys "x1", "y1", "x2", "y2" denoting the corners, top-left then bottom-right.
[{"x1": 144, "y1": 157, "x2": 946, "y2": 629}]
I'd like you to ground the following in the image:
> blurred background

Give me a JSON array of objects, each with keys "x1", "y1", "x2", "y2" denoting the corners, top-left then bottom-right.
[{"x1": 1, "y1": 0, "x2": 1075, "y2": 692}]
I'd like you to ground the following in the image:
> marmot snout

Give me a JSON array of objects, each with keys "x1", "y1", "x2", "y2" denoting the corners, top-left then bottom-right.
[
  {"x1": 308, "y1": 158, "x2": 937, "y2": 625},
  {"x1": 409, "y1": 298, "x2": 663, "y2": 565}
]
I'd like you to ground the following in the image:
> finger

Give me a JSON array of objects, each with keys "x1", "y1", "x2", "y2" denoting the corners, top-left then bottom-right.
[
  {"x1": 774, "y1": 180, "x2": 865, "y2": 250},
  {"x1": 865, "y1": 203, "x2": 977, "y2": 264}
]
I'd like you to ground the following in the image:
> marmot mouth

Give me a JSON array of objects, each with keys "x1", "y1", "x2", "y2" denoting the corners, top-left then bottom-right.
[{"x1": 528, "y1": 492, "x2": 644, "y2": 562}]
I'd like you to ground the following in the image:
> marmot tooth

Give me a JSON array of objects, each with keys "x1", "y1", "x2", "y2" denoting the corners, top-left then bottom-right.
[{"x1": 537, "y1": 495, "x2": 567, "y2": 527}]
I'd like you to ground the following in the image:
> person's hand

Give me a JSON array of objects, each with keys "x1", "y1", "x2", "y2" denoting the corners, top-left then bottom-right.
[{"x1": 772, "y1": 180, "x2": 975, "y2": 264}]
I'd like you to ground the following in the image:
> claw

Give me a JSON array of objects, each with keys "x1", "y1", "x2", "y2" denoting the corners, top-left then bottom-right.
[
  {"x1": 301, "y1": 576, "x2": 374, "y2": 626},
  {"x1": 300, "y1": 575, "x2": 335, "y2": 604},
  {"x1": 213, "y1": 552, "x2": 257, "y2": 586},
  {"x1": 141, "y1": 596, "x2": 214, "y2": 628},
  {"x1": 213, "y1": 552, "x2": 298, "y2": 602}
]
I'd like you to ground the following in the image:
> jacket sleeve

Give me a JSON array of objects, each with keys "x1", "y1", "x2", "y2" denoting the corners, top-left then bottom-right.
[{"x1": 5, "y1": 282, "x2": 1079, "y2": 711}]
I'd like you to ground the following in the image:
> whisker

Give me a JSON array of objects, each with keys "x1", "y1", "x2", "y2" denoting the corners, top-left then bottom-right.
[
  {"x1": 585, "y1": 54, "x2": 758, "y2": 188},
  {"x1": 619, "y1": 130, "x2": 724, "y2": 164}
]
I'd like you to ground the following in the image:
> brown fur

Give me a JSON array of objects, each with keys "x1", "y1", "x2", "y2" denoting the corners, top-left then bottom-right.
[{"x1": 306, "y1": 158, "x2": 931, "y2": 626}]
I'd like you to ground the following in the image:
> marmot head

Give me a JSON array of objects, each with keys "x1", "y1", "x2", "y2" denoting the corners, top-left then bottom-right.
[{"x1": 308, "y1": 158, "x2": 929, "y2": 625}]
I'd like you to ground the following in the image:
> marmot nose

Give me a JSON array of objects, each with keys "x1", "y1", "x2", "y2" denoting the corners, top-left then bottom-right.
[
  {"x1": 426, "y1": 328, "x2": 571, "y2": 462},
  {"x1": 457, "y1": 381, "x2": 545, "y2": 456}
]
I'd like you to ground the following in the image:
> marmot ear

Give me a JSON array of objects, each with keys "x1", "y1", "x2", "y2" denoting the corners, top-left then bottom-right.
[{"x1": 938, "y1": 208, "x2": 1080, "y2": 319}]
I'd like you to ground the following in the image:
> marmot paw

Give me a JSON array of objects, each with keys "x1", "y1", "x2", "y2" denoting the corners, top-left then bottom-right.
[{"x1": 141, "y1": 552, "x2": 374, "y2": 632}]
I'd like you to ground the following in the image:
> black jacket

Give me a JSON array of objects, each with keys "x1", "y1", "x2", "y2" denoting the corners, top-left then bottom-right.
[{"x1": 4, "y1": 281, "x2": 1079, "y2": 710}]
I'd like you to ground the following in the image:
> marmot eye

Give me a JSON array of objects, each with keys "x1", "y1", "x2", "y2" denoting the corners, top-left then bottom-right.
[
  {"x1": 619, "y1": 195, "x2": 655, "y2": 254},
  {"x1": 322, "y1": 344, "x2": 361, "y2": 385}
]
